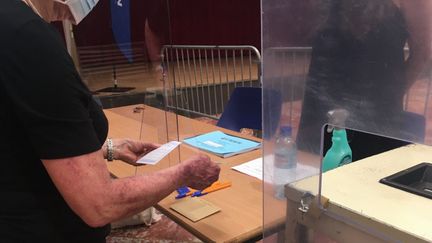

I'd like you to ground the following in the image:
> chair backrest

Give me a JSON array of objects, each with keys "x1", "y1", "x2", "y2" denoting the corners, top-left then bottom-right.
[{"x1": 216, "y1": 87, "x2": 262, "y2": 132}]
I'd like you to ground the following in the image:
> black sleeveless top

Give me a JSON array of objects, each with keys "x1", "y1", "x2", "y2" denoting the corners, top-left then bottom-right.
[
  {"x1": 297, "y1": 0, "x2": 417, "y2": 153},
  {"x1": 0, "y1": 0, "x2": 110, "y2": 241}
]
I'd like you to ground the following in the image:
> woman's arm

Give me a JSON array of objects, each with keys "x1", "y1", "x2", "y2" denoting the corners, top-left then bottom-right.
[
  {"x1": 42, "y1": 151, "x2": 220, "y2": 227},
  {"x1": 101, "y1": 138, "x2": 160, "y2": 165},
  {"x1": 401, "y1": 0, "x2": 432, "y2": 88}
]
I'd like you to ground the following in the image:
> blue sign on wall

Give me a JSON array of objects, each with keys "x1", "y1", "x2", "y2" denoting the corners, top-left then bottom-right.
[{"x1": 110, "y1": 0, "x2": 133, "y2": 63}]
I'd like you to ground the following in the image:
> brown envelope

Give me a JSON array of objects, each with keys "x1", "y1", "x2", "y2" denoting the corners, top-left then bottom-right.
[{"x1": 170, "y1": 197, "x2": 221, "y2": 222}]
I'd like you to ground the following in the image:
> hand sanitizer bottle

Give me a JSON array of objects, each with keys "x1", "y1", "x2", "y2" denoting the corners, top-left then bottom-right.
[
  {"x1": 273, "y1": 126, "x2": 297, "y2": 199},
  {"x1": 322, "y1": 109, "x2": 352, "y2": 172}
]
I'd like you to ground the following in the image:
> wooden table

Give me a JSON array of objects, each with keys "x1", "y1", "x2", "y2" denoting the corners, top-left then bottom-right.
[
  {"x1": 285, "y1": 144, "x2": 432, "y2": 243},
  {"x1": 104, "y1": 105, "x2": 265, "y2": 243}
]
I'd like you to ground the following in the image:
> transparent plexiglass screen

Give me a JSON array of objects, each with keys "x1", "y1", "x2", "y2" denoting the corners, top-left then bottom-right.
[
  {"x1": 67, "y1": 0, "x2": 177, "y2": 177},
  {"x1": 262, "y1": 0, "x2": 432, "y2": 241}
]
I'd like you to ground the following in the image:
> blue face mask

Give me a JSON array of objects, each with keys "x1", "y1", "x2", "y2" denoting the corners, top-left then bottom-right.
[{"x1": 55, "y1": 0, "x2": 99, "y2": 25}]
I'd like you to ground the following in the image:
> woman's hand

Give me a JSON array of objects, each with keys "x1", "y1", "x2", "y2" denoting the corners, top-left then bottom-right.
[
  {"x1": 104, "y1": 139, "x2": 160, "y2": 165},
  {"x1": 180, "y1": 154, "x2": 220, "y2": 190}
]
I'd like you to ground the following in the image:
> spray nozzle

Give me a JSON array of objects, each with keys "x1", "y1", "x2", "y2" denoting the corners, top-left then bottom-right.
[{"x1": 326, "y1": 109, "x2": 349, "y2": 133}]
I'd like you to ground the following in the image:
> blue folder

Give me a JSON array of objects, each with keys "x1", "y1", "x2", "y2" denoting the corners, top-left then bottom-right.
[{"x1": 183, "y1": 131, "x2": 261, "y2": 158}]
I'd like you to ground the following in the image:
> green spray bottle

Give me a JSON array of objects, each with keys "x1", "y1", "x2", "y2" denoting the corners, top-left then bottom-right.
[{"x1": 322, "y1": 109, "x2": 352, "y2": 172}]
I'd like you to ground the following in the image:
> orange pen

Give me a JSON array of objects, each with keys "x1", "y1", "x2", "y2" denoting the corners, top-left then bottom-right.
[{"x1": 192, "y1": 181, "x2": 232, "y2": 197}]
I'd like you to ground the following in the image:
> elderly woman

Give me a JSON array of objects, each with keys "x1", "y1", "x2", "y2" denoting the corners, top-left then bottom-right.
[{"x1": 0, "y1": 0, "x2": 220, "y2": 242}]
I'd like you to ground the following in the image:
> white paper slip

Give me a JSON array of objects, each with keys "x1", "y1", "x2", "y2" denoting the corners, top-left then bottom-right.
[
  {"x1": 137, "y1": 141, "x2": 181, "y2": 165},
  {"x1": 232, "y1": 156, "x2": 318, "y2": 182},
  {"x1": 262, "y1": 155, "x2": 319, "y2": 183},
  {"x1": 232, "y1": 157, "x2": 263, "y2": 180}
]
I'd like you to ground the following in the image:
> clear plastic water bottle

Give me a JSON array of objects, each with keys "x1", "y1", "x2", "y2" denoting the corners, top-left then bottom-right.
[{"x1": 273, "y1": 126, "x2": 297, "y2": 199}]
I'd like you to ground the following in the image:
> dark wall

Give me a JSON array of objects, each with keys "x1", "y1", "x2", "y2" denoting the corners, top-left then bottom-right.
[
  {"x1": 168, "y1": 0, "x2": 260, "y2": 47},
  {"x1": 262, "y1": 0, "x2": 317, "y2": 47},
  {"x1": 73, "y1": 0, "x2": 260, "y2": 49},
  {"x1": 73, "y1": 0, "x2": 114, "y2": 47}
]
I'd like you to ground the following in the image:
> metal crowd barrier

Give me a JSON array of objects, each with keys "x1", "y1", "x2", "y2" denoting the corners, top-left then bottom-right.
[
  {"x1": 265, "y1": 47, "x2": 312, "y2": 125},
  {"x1": 161, "y1": 45, "x2": 261, "y2": 119}
]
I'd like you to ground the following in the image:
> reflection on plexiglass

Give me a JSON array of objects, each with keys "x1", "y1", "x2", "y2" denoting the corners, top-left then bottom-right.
[{"x1": 263, "y1": 0, "x2": 432, "y2": 242}]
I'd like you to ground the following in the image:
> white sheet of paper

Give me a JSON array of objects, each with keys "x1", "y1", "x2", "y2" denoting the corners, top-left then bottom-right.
[
  {"x1": 233, "y1": 156, "x2": 318, "y2": 182},
  {"x1": 232, "y1": 157, "x2": 263, "y2": 180},
  {"x1": 137, "y1": 141, "x2": 181, "y2": 165},
  {"x1": 263, "y1": 155, "x2": 319, "y2": 183}
]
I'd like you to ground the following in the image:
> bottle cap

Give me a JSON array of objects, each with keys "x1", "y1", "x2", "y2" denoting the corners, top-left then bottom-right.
[{"x1": 280, "y1": 126, "x2": 292, "y2": 136}]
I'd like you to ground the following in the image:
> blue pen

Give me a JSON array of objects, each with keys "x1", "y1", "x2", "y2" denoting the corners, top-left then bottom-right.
[
  {"x1": 175, "y1": 186, "x2": 189, "y2": 199},
  {"x1": 191, "y1": 191, "x2": 206, "y2": 197},
  {"x1": 191, "y1": 181, "x2": 232, "y2": 197},
  {"x1": 175, "y1": 186, "x2": 197, "y2": 199},
  {"x1": 176, "y1": 186, "x2": 189, "y2": 194}
]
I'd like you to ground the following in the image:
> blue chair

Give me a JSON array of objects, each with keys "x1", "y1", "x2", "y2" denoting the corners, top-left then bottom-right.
[
  {"x1": 217, "y1": 87, "x2": 282, "y2": 139},
  {"x1": 217, "y1": 87, "x2": 262, "y2": 132}
]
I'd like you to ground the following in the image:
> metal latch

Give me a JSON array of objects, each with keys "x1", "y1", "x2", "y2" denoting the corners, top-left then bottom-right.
[{"x1": 298, "y1": 192, "x2": 314, "y2": 213}]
